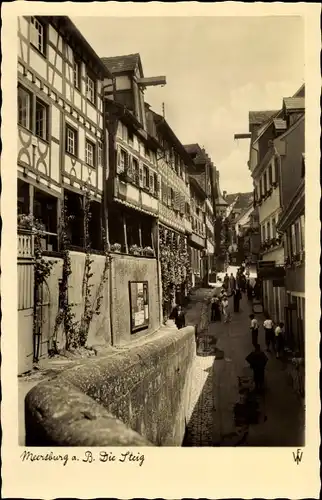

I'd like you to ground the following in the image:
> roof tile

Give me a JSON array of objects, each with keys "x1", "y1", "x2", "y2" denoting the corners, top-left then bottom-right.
[{"x1": 101, "y1": 53, "x2": 141, "y2": 74}]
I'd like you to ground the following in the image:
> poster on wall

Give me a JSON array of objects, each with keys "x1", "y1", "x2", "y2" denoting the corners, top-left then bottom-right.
[{"x1": 129, "y1": 281, "x2": 149, "y2": 333}]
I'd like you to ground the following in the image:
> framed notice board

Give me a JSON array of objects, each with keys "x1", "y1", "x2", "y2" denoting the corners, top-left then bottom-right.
[{"x1": 129, "y1": 281, "x2": 149, "y2": 334}]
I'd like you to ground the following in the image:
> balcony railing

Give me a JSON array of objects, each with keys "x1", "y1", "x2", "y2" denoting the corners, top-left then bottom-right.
[{"x1": 18, "y1": 230, "x2": 34, "y2": 259}]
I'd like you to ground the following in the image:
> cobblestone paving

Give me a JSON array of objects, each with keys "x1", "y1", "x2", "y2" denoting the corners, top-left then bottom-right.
[
  {"x1": 184, "y1": 290, "x2": 305, "y2": 447},
  {"x1": 184, "y1": 354, "x2": 215, "y2": 446}
]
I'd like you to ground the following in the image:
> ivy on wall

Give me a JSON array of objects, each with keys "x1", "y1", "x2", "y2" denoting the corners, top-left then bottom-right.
[
  {"x1": 159, "y1": 226, "x2": 192, "y2": 319},
  {"x1": 51, "y1": 187, "x2": 111, "y2": 354}
]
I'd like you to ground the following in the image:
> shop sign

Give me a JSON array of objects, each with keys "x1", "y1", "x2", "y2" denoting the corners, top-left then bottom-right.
[{"x1": 129, "y1": 281, "x2": 149, "y2": 333}]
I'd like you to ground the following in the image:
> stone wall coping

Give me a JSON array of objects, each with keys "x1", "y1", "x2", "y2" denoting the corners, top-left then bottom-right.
[{"x1": 25, "y1": 325, "x2": 196, "y2": 447}]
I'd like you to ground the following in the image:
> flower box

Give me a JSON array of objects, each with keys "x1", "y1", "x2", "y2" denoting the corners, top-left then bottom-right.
[{"x1": 110, "y1": 243, "x2": 121, "y2": 253}]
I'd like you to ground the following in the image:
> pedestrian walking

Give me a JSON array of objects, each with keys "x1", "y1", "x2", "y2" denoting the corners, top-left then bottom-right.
[
  {"x1": 221, "y1": 294, "x2": 231, "y2": 323},
  {"x1": 275, "y1": 322, "x2": 285, "y2": 358},
  {"x1": 223, "y1": 273, "x2": 229, "y2": 291},
  {"x1": 263, "y1": 314, "x2": 274, "y2": 352},
  {"x1": 246, "y1": 343, "x2": 268, "y2": 393},
  {"x1": 211, "y1": 296, "x2": 221, "y2": 322},
  {"x1": 249, "y1": 313, "x2": 259, "y2": 346},
  {"x1": 229, "y1": 273, "x2": 236, "y2": 291},
  {"x1": 170, "y1": 304, "x2": 186, "y2": 329},
  {"x1": 233, "y1": 287, "x2": 242, "y2": 312}
]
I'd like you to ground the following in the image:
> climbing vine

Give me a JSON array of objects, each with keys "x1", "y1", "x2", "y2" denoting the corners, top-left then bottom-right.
[
  {"x1": 52, "y1": 188, "x2": 111, "y2": 353},
  {"x1": 18, "y1": 214, "x2": 56, "y2": 361},
  {"x1": 51, "y1": 201, "x2": 79, "y2": 353},
  {"x1": 159, "y1": 227, "x2": 191, "y2": 319}
]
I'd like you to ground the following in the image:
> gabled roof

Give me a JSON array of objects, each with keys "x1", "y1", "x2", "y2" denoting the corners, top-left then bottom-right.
[
  {"x1": 283, "y1": 97, "x2": 305, "y2": 112},
  {"x1": 233, "y1": 192, "x2": 253, "y2": 210},
  {"x1": 184, "y1": 143, "x2": 208, "y2": 165},
  {"x1": 225, "y1": 193, "x2": 239, "y2": 205},
  {"x1": 249, "y1": 110, "x2": 278, "y2": 127},
  {"x1": 101, "y1": 53, "x2": 143, "y2": 75},
  {"x1": 43, "y1": 17, "x2": 111, "y2": 78},
  {"x1": 151, "y1": 111, "x2": 194, "y2": 165},
  {"x1": 225, "y1": 192, "x2": 253, "y2": 210}
]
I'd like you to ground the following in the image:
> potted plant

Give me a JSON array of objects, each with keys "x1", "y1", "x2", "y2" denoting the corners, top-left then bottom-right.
[
  {"x1": 129, "y1": 244, "x2": 142, "y2": 256},
  {"x1": 143, "y1": 246, "x2": 155, "y2": 257},
  {"x1": 110, "y1": 242, "x2": 121, "y2": 253}
]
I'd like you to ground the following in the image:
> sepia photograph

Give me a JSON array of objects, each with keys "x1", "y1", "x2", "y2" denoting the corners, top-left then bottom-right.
[{"x1": 1, "y1": 2, "x2": 320, "y2": 499}]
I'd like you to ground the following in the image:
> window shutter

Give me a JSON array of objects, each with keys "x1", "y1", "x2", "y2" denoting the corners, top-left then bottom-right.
[
  {"x1": 124, "y1": 151, "x2": 129, "y2": 172},
  {"x1": 116, "y1": 148, "x2": 121, "y2": 174},
  {"x1": 291, "y1": 224, "x2": 296, "y2": 255},
  {"x1": 139, "y1": 163, "x2": 144, "y2": 187},
  {"x1": 174, "y1": 190, "x2": 179, "y2": 211},
  {"x1": 149, "y1": 172, "x2": 154, "y2": 192}
]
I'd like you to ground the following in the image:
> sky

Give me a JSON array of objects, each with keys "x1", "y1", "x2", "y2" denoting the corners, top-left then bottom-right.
[{"x1": 73, "y1": 15, "x2": 304, "y2": 194}]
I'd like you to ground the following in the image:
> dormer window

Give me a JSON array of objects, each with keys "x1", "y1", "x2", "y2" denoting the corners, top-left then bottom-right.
[{"x1": 86, "y1": 74, "x2": 96, "y2": 104}]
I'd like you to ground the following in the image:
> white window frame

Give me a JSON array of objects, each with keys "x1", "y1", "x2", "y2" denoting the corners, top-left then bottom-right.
[
  {"x1": 35, "y1": 99, "x2": 48, "y2": 140},
  {"x1": 66, "y1": 126, "x2": 77, "y2": 156},
  {"x1": 85, "y1": 140, "x2": 95, "y2": 167},
  {"x1": 30, "y1": 17, "x2": 45, "y2": 55},
  {"x1": 18, "y1": 87, "x2": 31, "y2": 129},
  {"x1": 143, "y1": 165, "x2": 149, "y2": 188},
  {"x1": 86, "y1": 75, "x2": 95, "y2": 104},
  {"x1": 73, "y1": 58, "x2": 81, "y2": 89}
]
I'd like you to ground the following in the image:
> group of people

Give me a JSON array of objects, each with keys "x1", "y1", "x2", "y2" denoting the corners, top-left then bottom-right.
[
  {"x1": 247, "y1": 313, "x2": 285, "y2": 392},
  {"x1": 211, "y1": 270, "x2": 246, "y2": 324}
]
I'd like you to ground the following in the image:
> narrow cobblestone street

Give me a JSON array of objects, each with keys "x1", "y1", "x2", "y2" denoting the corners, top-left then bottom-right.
[{"x1": 184, "y1": 288, "x2": 305, "y2": 446}]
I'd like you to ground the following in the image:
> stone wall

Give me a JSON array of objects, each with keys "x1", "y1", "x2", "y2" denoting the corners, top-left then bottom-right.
[
  {"x1": 110, "y1": 253, "x2": 160, "y2": 345},
  {"x1": 42, "y1": 252, "x2": 111, "y2": 353},
  {"x1": 25, "y1": 325, "x2": 196, "y2": 446}
]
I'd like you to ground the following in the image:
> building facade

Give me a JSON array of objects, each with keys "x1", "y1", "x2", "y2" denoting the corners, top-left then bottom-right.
[
  {"x1": 17, "y1": 16, "x2": 111, "y2": 372},
  {"x1": 184, "y1": 144, "x2": 216, "y2": 286},
  {"x1": 276, "y1": 94, "x2": 305, "y2": 356},
  {"x1": 249, "y1": 85, "x2": 304, "y2": 325},
  {"x1": 148, "y1": 109, "x2": 193, "y2": 315}
]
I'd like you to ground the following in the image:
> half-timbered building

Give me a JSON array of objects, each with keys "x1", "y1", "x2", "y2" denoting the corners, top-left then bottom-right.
[
  {"x1": 17, "y1": 16, "x2": 111, "y2": 373},
  {"x1": 17, "y1": 15, "x2": 111, "y2": 251}
]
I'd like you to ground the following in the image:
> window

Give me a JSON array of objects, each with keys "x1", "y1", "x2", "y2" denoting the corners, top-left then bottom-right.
[
  {"x1": 263, "y1": 172, "x2": 268, "y2": 194},
  {"x1": 143, "y1": 166, "x2": 149, "y2": 188},
  {"x1": 132, "y1": 158, "x2": 139, "y2": 183},
  {"x1": 266, "y1": 221, "x2": 271, "y2": 240},
  {"x1": 149, "y1": 172, "x2": 154, "y2": 192},
  {"x1": 118, "y1": 149, "x2": 128, "y2": 173},
  {"x1": 18, "y1": 87, "x2": 31, "y2": 129},
  {"x1": 73, "y1": 58, "x2": 81, "y2": 89},
  {"x1": 86, "y1": 75, "x2": 96, "y2": 104},
  {"x1": 262, "y1": 225, "x2": 266, "y2": 242},
  {"x1": 97, "y1": 141, "x2": 103, "y2": 166},
  {"x1": 128, "y1": 130, "x2": 134, "y2": 145},
  {"x1": 30, "y1": 17, "x2": 45, "y2": 55},
  {"x1": 35, "y1": 99, "x2": 48, "y2": 140},
  {"x1": 85, "y1": 140, "x2": 95, "y2": 167},
  {"x1": 65, "y1": 126, "x2": 78, "y2": 156}
]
